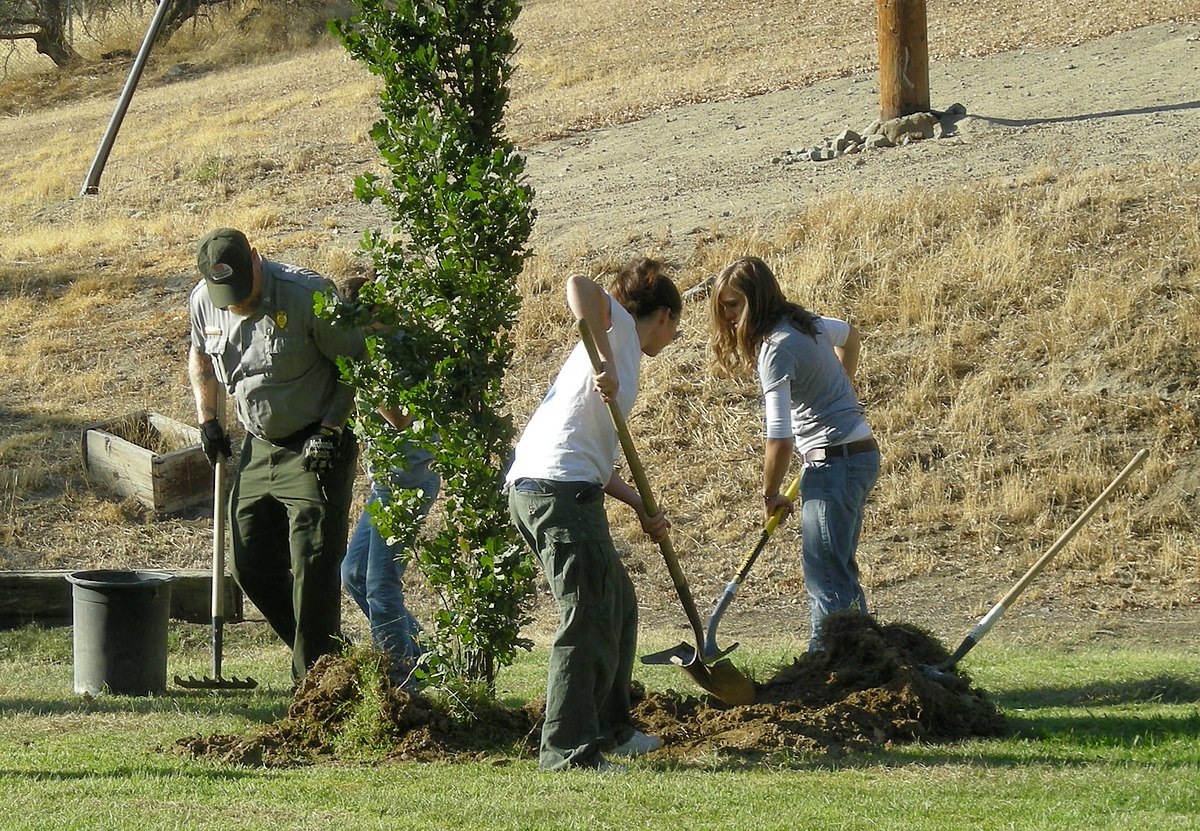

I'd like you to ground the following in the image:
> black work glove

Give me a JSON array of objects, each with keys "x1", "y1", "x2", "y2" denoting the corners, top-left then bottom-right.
[
  {"x1": 301, "y1": 426, "x2": 341, "y2": 473},
  {"x1": 199, "y1": 418, "x2": 232, "y2": 466}
]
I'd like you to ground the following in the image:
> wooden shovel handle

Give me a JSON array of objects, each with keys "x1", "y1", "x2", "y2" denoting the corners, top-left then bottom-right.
[
  {"x1": 998, "y1": 447, "x2": 1148, "y2": 608},
  {"x1": 576, "y1": 319, "x2": 708, "y2": 647}
]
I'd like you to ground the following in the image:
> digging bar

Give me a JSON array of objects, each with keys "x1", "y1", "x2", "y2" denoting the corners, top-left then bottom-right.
[
  {"x1": 175, "y1": 454, "x2": 258, "y2": 691},
  {"x1": 927, "y1": 447, "x2": 1148, "y2": 680},
  {"x1": 703, "y1": 471, "x2": 801, "y2": 659},
  {"x1": 576, "y1": 319, "x2": 756, "y2": 706}
]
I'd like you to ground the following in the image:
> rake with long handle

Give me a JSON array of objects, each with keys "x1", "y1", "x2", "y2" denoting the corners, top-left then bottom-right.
[{"x1": 175, "y1": 453, "x2": 257, "y2": 691}]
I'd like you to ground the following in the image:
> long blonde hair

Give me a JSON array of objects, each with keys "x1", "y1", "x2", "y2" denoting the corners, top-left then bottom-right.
[{"x1": 709, "y1": 257, "x2": 818, "y2": 373}]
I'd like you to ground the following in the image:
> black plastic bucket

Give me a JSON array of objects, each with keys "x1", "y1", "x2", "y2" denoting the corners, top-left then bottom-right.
[{"x1": 66, "y1": 569, "x2": 175, "y2": 696}]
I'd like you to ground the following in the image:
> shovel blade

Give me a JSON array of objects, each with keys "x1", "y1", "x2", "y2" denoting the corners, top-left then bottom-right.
[{"x1": 640, "y1": 642, "x2": 756, "y2": 706}]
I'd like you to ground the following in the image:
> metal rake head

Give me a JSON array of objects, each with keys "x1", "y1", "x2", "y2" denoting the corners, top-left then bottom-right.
[{"x1": 173, "y1": 674, "x2": 258, "y2": 691}]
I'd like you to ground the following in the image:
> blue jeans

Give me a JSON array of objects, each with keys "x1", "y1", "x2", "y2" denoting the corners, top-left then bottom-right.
[
  {"x1": 799, "y1": 449, "x2": 880, "y2": 650},
  {"x1": 341, "y1": 462, "x2": 440, "y2": 672}
]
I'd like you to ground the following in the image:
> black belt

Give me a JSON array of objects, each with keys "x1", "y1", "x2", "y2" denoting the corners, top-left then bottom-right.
[
  {"x1": 263, "y1": 421, "x2": 355, "y2": 449},
  {"x1": 511, "y1": 478, "x2": 604, "y2": 503},
  {"x1": 264, "y1": 421, "x2": 323, "y2": 448},
  {"x1": 802, "y1": 436, "x2": 879, "y2": 464}
]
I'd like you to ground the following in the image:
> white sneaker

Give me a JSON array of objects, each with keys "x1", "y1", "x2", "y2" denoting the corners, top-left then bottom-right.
[
  {"x1": 610, "y1": 730, "x2": 663, "y2": 757},
  {"x1": 596, "y1": 758, "x2": 629, "y2": 773}
]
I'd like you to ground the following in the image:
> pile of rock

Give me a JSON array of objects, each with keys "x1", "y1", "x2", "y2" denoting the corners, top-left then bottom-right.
[{"x1": 777, "y1": 103, "x2": 967, "y2": 164}]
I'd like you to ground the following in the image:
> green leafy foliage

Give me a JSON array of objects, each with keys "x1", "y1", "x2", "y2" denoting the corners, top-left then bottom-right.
[{"x1": 331, "y1": 0, "x2": 536, "y2": 689}]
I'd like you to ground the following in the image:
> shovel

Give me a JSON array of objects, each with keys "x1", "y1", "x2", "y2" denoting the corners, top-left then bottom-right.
[
  {"x1": 576, "y1": 319, "x2": 756, "y2": 706},
  {"x1": 925, "y1": 447, "x2": 1148, "y2": 681},
  {"x1": 703, "y1": 471, "x2": 801, "y2": 659},
  {"x1": 175, "y1": 454, "x2": 258, "y2": 691}
]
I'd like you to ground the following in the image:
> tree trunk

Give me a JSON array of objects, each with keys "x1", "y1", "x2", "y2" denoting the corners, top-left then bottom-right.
[{"x1": 30, "y1": 0, "x2": 80, "y2": 67}]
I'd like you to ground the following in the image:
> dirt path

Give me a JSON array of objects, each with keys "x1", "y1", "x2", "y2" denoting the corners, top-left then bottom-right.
[{"x1": 525, "y1": 22, "x2": 1200, "y2": 255}]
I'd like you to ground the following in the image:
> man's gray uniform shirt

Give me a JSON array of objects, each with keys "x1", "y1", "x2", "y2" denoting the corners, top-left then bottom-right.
[{"x1": 189, "y1": 260, "x2": 364, "y2": 442}]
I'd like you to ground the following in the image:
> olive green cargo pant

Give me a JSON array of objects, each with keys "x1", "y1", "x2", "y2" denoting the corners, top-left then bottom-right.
[
  {"x1": 230, "y1": 430, "x2": 357, "y2": 682},
  {"x1": 509, "y1": 478, "x2": 637, "y2": 770}
]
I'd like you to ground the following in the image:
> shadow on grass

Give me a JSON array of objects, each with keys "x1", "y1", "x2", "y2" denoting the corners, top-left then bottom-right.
[
  {"x1": 1004, "y1": 708, "x2": 1200, "y2": 749},
  {"x1": 993, "y1": 675, "x2": 1200, "y2": 709},
  {"x1": 0, "y1": 764, "x2": 280, "y2": 781},
  {"x1": 0, "y1": 693, "x2": 289, "y2": 722}
]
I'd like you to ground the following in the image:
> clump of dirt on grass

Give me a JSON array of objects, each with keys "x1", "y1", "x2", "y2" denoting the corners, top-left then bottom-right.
[
  {"x1": 171, "y1": 614, "x2": 1005, "y2": 767},
  {"x1": 170, "y1": 652, "x2": 540, "y2": 767},
  {"x1": 634, "y1": 612, "x2": 1007, "y2": 762}
]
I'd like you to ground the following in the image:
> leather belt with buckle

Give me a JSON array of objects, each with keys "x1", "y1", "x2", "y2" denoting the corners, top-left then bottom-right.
[{"x1": 802, "y1": 436, "x2": 879, "y2": 464}]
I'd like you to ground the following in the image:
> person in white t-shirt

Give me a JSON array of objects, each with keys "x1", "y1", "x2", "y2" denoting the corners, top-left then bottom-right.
[
  {"x1": 710, "y1": 256, "x2": 880, "y2": 652},
  {"x1": 506, "y1": 258, "x2": 681, "y2": 772}
]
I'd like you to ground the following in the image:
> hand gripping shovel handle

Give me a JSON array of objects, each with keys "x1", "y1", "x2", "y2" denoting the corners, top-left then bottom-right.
[
  {"x1": 939, "y1": 447, "x2": 1148, "y2": 670},
  {"x1": 575, "y1": 319, "x2": 708, "y2": 651},
  {"x1": 703, "y1": 472, "x2": 801, "y2": 657}
]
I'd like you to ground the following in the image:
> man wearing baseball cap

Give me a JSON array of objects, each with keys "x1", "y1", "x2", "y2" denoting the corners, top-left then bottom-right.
[{"x1": 187, "y1": 227, "x2": 366, "y2": 682}]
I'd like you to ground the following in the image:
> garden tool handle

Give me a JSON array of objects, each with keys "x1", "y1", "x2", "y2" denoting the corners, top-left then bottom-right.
[
  {"x1": 212, "y1": 456, "x2": 227, "y2": 620},
  {"x1": 940, "y1": 447, "x2": 1149, "y2": 670},
  {"x1": 576, "y1": 319, "x2": 708, "y2": 646},
  {"x1": 735, "y1": 473, "x2": 801, "y2": 582},
  {"x1": 996, "y1": 447, "x2": 1148, "y2": 609}
]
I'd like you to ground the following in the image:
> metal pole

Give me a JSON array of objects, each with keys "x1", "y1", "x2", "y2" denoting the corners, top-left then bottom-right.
[
  {"x1": 876, "y1": 0, "x2": 930, "y2": 121},
  {"x1": 79, "y1": 0, "x2": 174, "y2": 196}
]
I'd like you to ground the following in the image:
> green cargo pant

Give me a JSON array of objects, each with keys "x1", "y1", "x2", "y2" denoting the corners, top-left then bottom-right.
[
  {"x1": 509, "y1": 478, "x2": 637, "y2": 770},
  {"x1": 230, "y1": 430, "x2": 357, "y2": 682}
]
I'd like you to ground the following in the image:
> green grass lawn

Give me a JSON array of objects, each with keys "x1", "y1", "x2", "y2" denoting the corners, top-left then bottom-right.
[{"x1": 0, "y1": 623, "x2": 1197, "y2": 831}]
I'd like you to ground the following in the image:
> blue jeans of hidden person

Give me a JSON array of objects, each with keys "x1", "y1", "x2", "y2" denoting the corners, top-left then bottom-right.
[
  {"x1": 341, "y1": 462, "x2": 440, "y2": 679},
  {"x1": 799, "y1": 448, "x2": 881, "y2": 651}
]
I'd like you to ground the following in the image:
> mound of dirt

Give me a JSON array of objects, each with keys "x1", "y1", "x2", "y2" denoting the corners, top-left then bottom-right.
[
  {"x1": 635, "y1": 613, "x2": 1007, "y2": 762},
  {"x1": 170, "y1": 615, "x2": 1005, "y2": 767},
  {"x1": 170, "y1": 653, "x2": 541, "y2": 767}
]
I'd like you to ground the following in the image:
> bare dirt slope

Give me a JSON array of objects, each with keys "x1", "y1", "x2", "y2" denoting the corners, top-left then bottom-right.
[{"x1": 526, "y1": 21, "x2": 1200, "y2": 254}]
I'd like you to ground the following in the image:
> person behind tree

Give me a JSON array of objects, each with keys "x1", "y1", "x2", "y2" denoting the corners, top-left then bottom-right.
[{"x1": 338, "y1": 274, "x2": 440, "y2": 688}]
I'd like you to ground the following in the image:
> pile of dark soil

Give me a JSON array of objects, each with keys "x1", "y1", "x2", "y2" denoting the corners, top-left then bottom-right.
[
  {"x1": 170, "y1": 614, "x2": 1005, "y2": 767},
  {"x1": 635, "y1": 613, "x2": 1007, "y2": 762}
]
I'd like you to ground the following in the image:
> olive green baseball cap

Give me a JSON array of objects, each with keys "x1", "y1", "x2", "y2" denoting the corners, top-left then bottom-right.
[{"x1": 196, "y1": 227, "x2": 253, "y2": 309}]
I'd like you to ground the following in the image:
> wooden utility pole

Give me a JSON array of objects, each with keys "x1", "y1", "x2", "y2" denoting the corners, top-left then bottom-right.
[{"x1": 876, "y1": 0, "x2": 930, "y2": 120}]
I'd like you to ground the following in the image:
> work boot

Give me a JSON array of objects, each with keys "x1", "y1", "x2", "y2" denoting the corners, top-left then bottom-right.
[{"x1": 610, "y1": 730, "x2": 663, "y2": 757}]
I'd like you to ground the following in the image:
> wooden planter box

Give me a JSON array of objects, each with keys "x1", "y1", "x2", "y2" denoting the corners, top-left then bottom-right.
[{"x1": 82, "y1": 412, "x2": 212, "y2": 515}]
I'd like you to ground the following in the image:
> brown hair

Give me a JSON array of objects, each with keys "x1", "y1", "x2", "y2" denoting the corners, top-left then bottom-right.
[
  {"x1": 342, "y1": 275, "x2": 370, "y2": 302},
  {"x1": 709, "y1": 256, "x2": 818, "y2": 372},
  {"x1": 610, "y1": 257, "x2": 682, "y2": 321}
]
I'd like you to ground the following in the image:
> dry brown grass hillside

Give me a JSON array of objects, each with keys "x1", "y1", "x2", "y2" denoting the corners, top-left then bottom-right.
[{"x1": 1, "y1": 1, "x2": 1198, "y2": 647}]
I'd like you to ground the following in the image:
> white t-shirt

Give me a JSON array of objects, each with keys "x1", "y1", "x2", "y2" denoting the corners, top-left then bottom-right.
[{"x1": 506, "y1": 296, "x2": 641, "y2": 486}]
